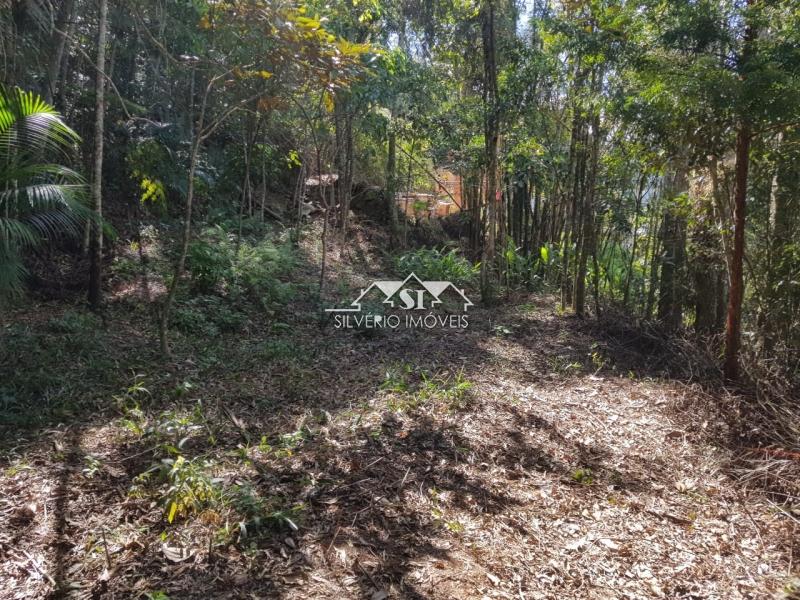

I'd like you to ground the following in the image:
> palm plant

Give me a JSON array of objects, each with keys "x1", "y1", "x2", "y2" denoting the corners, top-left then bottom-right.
[{"x1": 0, "y1": 85, "x2": 89, "y2": 295}]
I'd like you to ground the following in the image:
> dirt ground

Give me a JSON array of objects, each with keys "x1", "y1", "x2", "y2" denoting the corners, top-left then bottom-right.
[{"x1": 0, "y1": 224, "x2": 797, "y2": 599}]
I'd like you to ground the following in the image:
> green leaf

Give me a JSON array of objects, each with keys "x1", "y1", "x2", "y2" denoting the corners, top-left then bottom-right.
[{"x1": 167, "y1": 501, "x2": 177, "y2": 524}]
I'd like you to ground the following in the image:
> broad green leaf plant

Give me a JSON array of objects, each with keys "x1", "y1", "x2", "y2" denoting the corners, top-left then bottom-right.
[{"x1": 0, "y1": 85, "x2": 89, "y2": 295}]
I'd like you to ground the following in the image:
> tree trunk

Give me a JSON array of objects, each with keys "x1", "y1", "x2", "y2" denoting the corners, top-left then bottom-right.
[
  {"x1": 159, "y1": 142, "x2": 200, "y2": 356},
  {"x1": 692, "y1": 188, "x2": 722, "y2": 335},
  {"x1": 334, "y1": 94, "x2": 354, "y2": 235},
  {"x1": 45, "y1": 0, "x2": 74, "y2": 105},
  {"x1": 623, "y1": 174, "x2": 645, "y2": 309},
  {"x1": 708, "y1": 155, "x2": 733, "y2": 279},
  {"x1": 386, "y1": 124, "x2": 400, "y2": 246},
  {"x1": 657, "y1": 164, "x2": 688, "y2": 332},
  {"x1": 530, "y1": 178, "x2": 540, "y2": 254},
  {"x1": 479, "y1": 0, "x2": 499, "y2": 303},
  {"x1": 724, "y1": 126, "x2": 751, "y2": 379},
  {"x1": 561, "y1": 107, "x2": 583, "y2": 311},
  {"x1": 260, "y1": 133, "x2": 267, "y2": 222},
  {"x1": 575, "y1": 106, "x2": 600, "y2": 317},
  {"x1": 343, "y1": 112, "x2": 354, "y2": 233},
  {"x1": 157, "y1": 70, "x2": 224, "y2": 356},
  {"x1": 402, "y1": 139, "x2": 416, "y2": 247},
  {"x1": 88, "y1": 0, "x2": 108, "y2": 311},
  {"x1": 723, "y1": 0, "x2": 756, "y2": 380},
  {"x1": 522, "y1": 179, "x2": 531, "y2": 255},
  {"x1": 763, "y1": 130, "x2": 795, "y2": 350},
  {"x1": 714, "y1": 270, "x2": 727, "y2": 333},
  {"x1": 657, "y1": 209, "x2": 678, "y2": 328},
  {"x1": 645, "y1": 210, "x2": 662, "y2": 319}
]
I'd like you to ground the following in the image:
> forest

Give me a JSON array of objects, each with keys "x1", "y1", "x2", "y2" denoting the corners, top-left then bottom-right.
[{"x1": 1, "y1": 0, "x2": 799, "y2": 598}]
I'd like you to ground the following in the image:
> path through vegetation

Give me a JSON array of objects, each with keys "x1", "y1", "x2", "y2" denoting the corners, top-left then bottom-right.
[{"x1": 0, "y1": 226, "x2": 796, "y2": 600}]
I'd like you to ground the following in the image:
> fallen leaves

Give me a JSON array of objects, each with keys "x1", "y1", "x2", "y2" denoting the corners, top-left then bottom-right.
[{"x1": 0, "y1": 240, "x2": 793, "y2": 599}]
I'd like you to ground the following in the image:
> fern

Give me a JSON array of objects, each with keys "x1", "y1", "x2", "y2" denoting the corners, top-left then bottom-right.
[{"x1": 395, "y1": 247, "x2": 477, "y2": 285}]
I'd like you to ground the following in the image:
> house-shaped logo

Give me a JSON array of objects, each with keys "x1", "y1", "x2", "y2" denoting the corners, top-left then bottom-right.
[{"x1": 326, "y1": 273, "x2": 473, "y2": 313}]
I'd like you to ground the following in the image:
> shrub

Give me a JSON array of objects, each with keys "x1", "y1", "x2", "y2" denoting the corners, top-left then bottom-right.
[
  {"x1": 172, "y1": 295, "x2": 248, "y2": 337},
  {"x1": 160, "y1": 456, "x2": 220, "y2": 523},
  {"x1": 0, "y1": 86, "x2": 89, "y2": 296},
  {"x1": 187, "y1": 228, "x2": 234, "y2": 293},
  {"x1": 395, "y1": 247, "x2": 477, "y2": 286},
  {"x1": 109, "y1": 254, "x2": 142, "y2": 280},
  {"x1": 186, "y1": 226, "x2": 295, "y2": 306},
  {"x1": 132, "y1": 455, "x2": 221, "y2": 523},
  {"x1": 234, "y1": 239, "x2": 296, "y2": 305}
]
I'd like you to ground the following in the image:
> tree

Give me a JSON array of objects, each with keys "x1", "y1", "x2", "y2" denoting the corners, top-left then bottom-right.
[
  {"x1": 3, "y1": 0, "x2": 799, "y2": 386},
  {"x1": 0, "y1": 85, "x2": 87, "y2": 295},
  {"x1": 480, "y1": 0, "x2": 499, "y2": 303},
  {"x1": 88, "y1": 0, "x2": 108, "y2": 310},
  {"x1": 44, "y1": 0, "x2": 74, "y2": 105},
  {"x1": 148, "y1": 2, "x2": 370, "y2": 356},
  {"x1": 657, "y1": 163, "x2": 688, "y2": 332}
]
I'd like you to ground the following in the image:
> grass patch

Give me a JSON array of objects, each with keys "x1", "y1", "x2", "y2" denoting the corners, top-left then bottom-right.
[
  {"x1": 227, "y1": 483, "x2": 305, "y2": 536},
  {"x1": 381, "y1": 364, "x2": 473, "y2": 412},
  {"x1": 172, "y1": 294, "x2": 249, "y2": 337},
  {"x1": 571, "y1": 467, "x2": 594, "y2": 485},
  {"x1": 258, "y1": 339, "x2": 305, "y2": 362},
  {"x1": 0, "y1": 310, "x2": 120, "y2": 429}
]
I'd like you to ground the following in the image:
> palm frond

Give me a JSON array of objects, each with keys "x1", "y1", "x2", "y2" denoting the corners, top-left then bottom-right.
[
  {"x1": 0, "y1": 85, "x2": 80, "y2": 160},
  {"x1": 0, "y1": 86, "x2": 87, "y2": 296},
  {"x1": 24, "y1": 208, "x2": 84, "y2": 240},
  {"x1": 1, "y1": 182, "x2": 86, "y2": 212},
  {"x1": 0, "y1": 162, "x2": 85, "y2": 186},
  {"x1": 0, "y1": 218, "x2": 39, "y2": 248}
]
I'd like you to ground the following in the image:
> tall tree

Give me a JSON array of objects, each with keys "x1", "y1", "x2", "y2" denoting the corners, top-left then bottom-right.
[
  {"x1": 723, "y1": 0, "x2": 756, "y2": 380},
  {"x1": 88, "y1": 0, "x2": 108, "y2": 310},
  {"x1": 44, "y1": 0, "x2": 74, "y2": 105},
  {"x1": 480, "y1": 0, "x2": 499, "y2": 303},
  {"x1": 657, "y1": 162, "x2": 688, "y2": 332}
]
